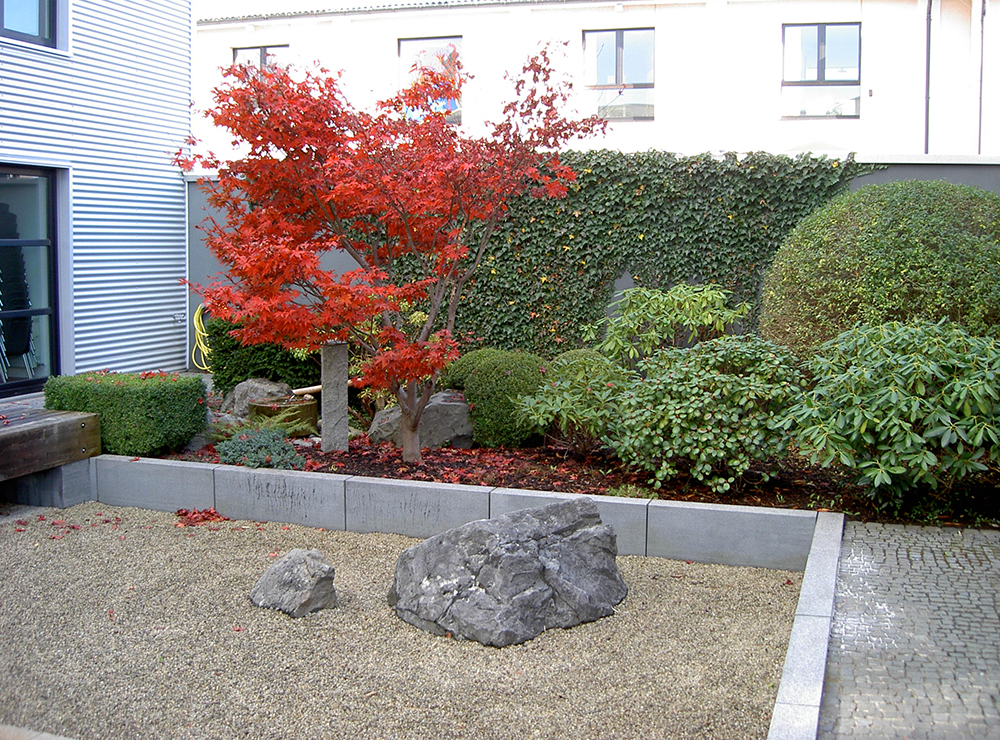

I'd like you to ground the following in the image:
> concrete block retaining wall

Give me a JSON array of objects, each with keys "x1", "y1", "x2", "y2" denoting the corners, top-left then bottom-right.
[{"x1": 8, "y1": 454, "x2": 843, "y2": 740}]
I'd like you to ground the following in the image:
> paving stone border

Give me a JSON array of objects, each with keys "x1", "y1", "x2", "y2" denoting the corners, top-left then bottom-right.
[{"x1": 4, "y1": 454, "x2": 843, "y2": 740}]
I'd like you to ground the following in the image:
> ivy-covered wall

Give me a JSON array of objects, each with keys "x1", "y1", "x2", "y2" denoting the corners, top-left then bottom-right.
[{"x1": 454, "y1": 150, "x2": 869, "y2": 357}]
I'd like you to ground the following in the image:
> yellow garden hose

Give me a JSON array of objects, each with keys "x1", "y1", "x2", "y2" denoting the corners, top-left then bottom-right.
[{"x1": 191, "y1": 303, "x2": 212, "y2": 371}]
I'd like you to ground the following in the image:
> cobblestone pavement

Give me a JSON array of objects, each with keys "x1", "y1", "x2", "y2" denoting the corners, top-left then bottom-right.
[{"x1": 819, "y1": 522, "x2": 1000, "y2": 739}]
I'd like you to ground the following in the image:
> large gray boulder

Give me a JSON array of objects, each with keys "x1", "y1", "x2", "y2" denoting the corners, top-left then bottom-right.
[
  {"x1": 368, "y1": 390, "x2": 473, "y2": 449},
  {"x1": 222, "y1": 378, "x2": 293, "y2": 420},
  {"x1": 388, "y1": 498, "x2": 627, "y2": 647},
  {"x1": 250, "y1": 549, "x2": 337, "y2": 618}
]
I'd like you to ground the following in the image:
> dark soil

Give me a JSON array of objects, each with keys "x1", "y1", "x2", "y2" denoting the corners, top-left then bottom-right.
[{"x1": 171, "y1": 435, "x2": 1000, "y2": 529}]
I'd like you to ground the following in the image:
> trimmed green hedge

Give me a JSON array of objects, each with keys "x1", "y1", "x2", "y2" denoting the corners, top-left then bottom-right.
[
  {"x1": 44, "y1": 370, "x2": 207, "y2": 456},
  {"x1": 206, "y1": 318, "x2": 321, "y2": 397}
]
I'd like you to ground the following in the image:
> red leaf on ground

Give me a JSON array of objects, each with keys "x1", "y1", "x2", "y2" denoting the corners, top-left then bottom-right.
[
  {"x1": 49, "y1": 535, "x2": 63, "y2": 540},
  {"x1": 15, "y1": 519, "x2": 28, "y2": 526},
  {"x1": 175, "y1": 508, "x2": 230, "y2": 526},
  {"x1": 37, "y1": 515, "x2": 45, "y2": 521},
  {"x1": 14, "y1": 528, "x2": 25, "y2": 532},
  {"x1": 233, "y1": 625, "x2": 245, "y2": 632}
]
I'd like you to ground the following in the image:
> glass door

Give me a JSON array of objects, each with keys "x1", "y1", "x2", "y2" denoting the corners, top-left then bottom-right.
[{"x1": 0, "y1": 167, "x2": 57, "y2": 397}]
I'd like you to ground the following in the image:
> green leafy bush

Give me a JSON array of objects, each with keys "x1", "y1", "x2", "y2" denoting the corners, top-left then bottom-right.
[
  {"x1": 438, "y1": 348, "x2": 508, "y2": 390},
  {"x1": 517, "y1": 348, "x2": 626, "y2": 453},
  {"x1": 760, "y1": 180, "x2": 1000, "y2": 356},
  {"x1": 787, "y1": 321, "x2": 1000, "y2": 511},
  {"x1": 584, "y1": 284, "x2": 750, "y2": 369},
  {"x1": 463, "y1": 350, "x2": 547, "y2": 448},
  {"x1": 608, "y1": 337, "x2": 805, "y2": 493},
  {"x1": 44, "y1": 370, "x2": 207, "y2": 456},
  {"x1": 216, "y1": 427, "x2": 305, "y2": 470},
  {"x1": 208, "y1": 406, "x2": 317, "y2": 444},
  {"x1": 206, "y1": 318, "x2": 321, "y2": 397}
]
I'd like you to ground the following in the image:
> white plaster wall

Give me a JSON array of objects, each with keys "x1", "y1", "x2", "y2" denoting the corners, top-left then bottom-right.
[{"x1": 192, "y1": 0, "x2": 999, "y2": 159}]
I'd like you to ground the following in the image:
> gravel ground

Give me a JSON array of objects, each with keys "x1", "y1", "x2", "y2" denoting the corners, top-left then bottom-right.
[{"x1": 0, "y1": 501, "x2": 800, "y2": 740}]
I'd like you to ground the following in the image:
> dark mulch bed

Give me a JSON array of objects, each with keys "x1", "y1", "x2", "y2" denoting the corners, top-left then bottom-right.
[{"x1": 171, "y1": 436, "x2": 1000, "y2": 529}]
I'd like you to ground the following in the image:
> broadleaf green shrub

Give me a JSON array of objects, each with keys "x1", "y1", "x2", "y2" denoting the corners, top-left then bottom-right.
[
  {"x1": 608, "y1": 337, "x2": 805, "y2": 492},
  {"x1": 462, "y1": 350, "x2": 546, "y2": 448},
  {"x1": 516, "y1": 348, "x2": 626, "y2": 453},
  {"x1": 456, "y1": 150, "x2": 866, "y2": 356},
  {"x1": 216, "y1": 427, "x2": 305, "y2": 470},
  {"x1": 786, "y1": 321, "x2": 1000, "y2": 511},
  {"x1": 44, "y1": 370, "x2": 207, "y2": 456},
  {"x1": 206, "y1": 318, "x2": 321, "y2": 397},
  {"x1": 583, "y1": 284, "x2": 750, "y2": 369},
  {"x1": 760, "y1": 180, "x2": 1000, "y2": 356}
]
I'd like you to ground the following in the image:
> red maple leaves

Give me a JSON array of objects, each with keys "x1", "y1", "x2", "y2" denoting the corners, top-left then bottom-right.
[{"x1": 180, "y1": 47, "x2": 602, "y2": 462}]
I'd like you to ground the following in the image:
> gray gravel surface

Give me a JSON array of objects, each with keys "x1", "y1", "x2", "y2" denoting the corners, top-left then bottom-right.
[{"x1": 0, "y1": 502, "x2": 800, "y2": 740}]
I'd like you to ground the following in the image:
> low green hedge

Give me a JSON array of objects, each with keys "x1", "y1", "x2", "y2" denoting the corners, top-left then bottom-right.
[{"x1": 44, "y1": 370, "x2": 207, "y2": 456}]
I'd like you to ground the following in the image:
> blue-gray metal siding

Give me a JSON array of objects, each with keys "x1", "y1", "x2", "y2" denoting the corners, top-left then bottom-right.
[{"x1": 0, "y1": 0, "x2": 192, "y2": 373}]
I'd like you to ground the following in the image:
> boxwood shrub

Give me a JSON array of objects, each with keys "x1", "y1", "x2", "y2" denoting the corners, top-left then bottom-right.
[
  {"x1": 462, "y1": 350, "x2": 547, "y2": 448},
  {"x1": 759, "y1": 180, "x2": 1000, "y2": 356},
  {"x1": 44, "y1": 370, "x2": 207, "y2": 456},
  {"x1": 206, "y1": 318, "x2": 321, "y2": 397}
]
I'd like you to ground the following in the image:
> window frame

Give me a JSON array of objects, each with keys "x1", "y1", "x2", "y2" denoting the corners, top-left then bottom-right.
[
  {"x1": 397, "y1": 36, "x2": 463, "y2": 125},
  {"x1": 0, "y1": 165, "x2": 60, "y2": 396},
  {"x1": 781, "y1": 22, "x2": 861, "y2": 119},
  {"x1": 0, "y1": 0, "x2": 56, "y2": 48},
  {"x1": 583, "y1": 27, "x2": 655, "y2": 122},
  {"x1": 232, "y1": 45, "x2": 291, "y2": 69}
]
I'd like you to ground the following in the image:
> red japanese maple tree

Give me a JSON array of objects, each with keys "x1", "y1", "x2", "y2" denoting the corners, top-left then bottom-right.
[{"x1": 182, "y1": 49, "x2": 603, "y2": 462}]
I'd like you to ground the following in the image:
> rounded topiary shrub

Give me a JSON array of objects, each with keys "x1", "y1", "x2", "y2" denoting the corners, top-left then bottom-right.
[
  {"x1": 438, "y1": 348, "x2": 508, "y2": 390},
  {"x1": 462, "y1": 350, "x2": 547, "y2": 448},
  {"x1": 759, "y1": 180, "x2": 1000, "y2": 356}
]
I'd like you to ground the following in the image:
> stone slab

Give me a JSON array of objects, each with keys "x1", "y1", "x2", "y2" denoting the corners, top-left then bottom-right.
[
  {"x1": 95, "y1": 456, "x2": 218, "y2": 512},
  {"x1": 773, "y1": 614, "x2": 832, "y2": 708},
  {"x1": 490, "y1": 488, "x2": 649, "y2": 556},
  {"x1": 647, "y1": 500, "x2": 816, "y2": 570},
  {"x1": 795, "y1": 512, "x2": 844, "y2": 619},
  {"x1": 215, "y1": 466, "x2": 348, "y2": 530},
  {"x1": 766, "y1": 702, "x2": 821, "y2": 740},
  {"x1": 345, "y1": 476, "x2": 490, "y2": 538},
  {"x1": 0, "y1": 458, "x2": 96, "y2": 508}
]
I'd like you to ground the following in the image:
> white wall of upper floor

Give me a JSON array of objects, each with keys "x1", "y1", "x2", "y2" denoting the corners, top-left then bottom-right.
[{"x1": 192, "y1": 0, "x2": 999, "y2": 160}]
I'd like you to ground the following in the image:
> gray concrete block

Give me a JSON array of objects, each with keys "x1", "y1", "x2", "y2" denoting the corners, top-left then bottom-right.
[
  {"x1": 0, "y1": 458, "x2": 96, "y2": 508},
  {"x1": 490, "y1": 488, "x2": 649, "y2": 556},
  {"x1": 773, "y1": 614, "x2": 832, "y2": 708},
  {"x1": 767, "y1": 701, "x2": 821, "y2": 740},
  {"x1": 321, "y1": 341, "x2": 349, "y2": 452},
  {"x1": 96, "y1": 456, "x2": 218, "y2": 512},
  {"x1": 796, "y1": 511, "x2": 845, "y2": 618},
  {"x1": 345, "y1": 476, "x2": 490, "y2": 538},
  {"x1": 215, "y1": 466, "x2": 348, "y2": 530},
  {"x1": 647, "y1": 500, "x2": 816, "y2": 570}
]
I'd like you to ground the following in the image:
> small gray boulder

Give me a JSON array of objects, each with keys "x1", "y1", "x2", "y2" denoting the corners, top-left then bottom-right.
[
  {"x1": 222, "y1": 378, "x2": 293, "y2": 420},
  {"x1": 368, "y1": 390, "x2": 473, "y2": 449},
  {"x1": 388, "y1": 497, "x2": 627, "y2": 647},
  {"x1": 250, "y1": 549, "x2": 337, "y2": 617}
]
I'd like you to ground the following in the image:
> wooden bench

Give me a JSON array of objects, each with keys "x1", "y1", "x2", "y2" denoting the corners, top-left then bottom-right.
[{"x1": 0, "y1": 409, "x2": 101, "y2": 482}]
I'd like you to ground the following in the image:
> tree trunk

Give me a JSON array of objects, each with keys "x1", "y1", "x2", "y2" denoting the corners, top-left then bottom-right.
[{"x1": 398, "y1": 413, "x2": 422, "y2": 464}]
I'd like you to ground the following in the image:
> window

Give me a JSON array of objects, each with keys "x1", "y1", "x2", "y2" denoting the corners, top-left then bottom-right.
[
  {"x1": 233, "y1": 45, "x2": 291, "y2": 69},
  {"x1": 584, "y1": 28, "x2": 654, "y2": 121},
  {"x1": 398, "y1": 36, "x2": 462, "y2": 124},
  {"x1": 0, "y1": 168, "x2": 57, "y2": 395},
  {"x1": 782, "y1": 23, "x2": 861, "y2": 118},
  {"x1": 0, "y1": 0, "x2": 55, "y2": 47}
]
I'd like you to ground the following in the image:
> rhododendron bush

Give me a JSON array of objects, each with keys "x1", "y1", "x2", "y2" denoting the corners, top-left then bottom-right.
[{"x1": 180, "y1": 49, "x2": 602, "y2": 461}]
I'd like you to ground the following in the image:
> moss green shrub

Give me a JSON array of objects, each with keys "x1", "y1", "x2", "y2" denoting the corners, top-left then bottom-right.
[
  {"x1": 517, "y1": 349, "x2": 626, "y2": 453},
  {"x1": 216, "y1": 428, "x2": 305, "y2": 470},
  {"x1": 438, "y1": 348, "x2": 508, "y2": 391},
  {"x1": 760, "y1": 180, "x2": 1000, "y2": 356},
  {"x1": 786, "y1": 320, "x2": 1000, "y2": 512},
  {"x1": 206, "y1": 318, "x2": 320, "y2": 397},
  {"x1": 609, "y1": 336, "x2": 805, "y2": 493},
  {"x1": 44, "y1": 370, "x2": 207, "y2": 456},
  {"x1": 463, "y1": 350, "x2": 547, "y2": 448}
]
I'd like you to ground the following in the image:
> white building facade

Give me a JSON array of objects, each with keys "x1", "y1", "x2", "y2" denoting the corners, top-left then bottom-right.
[
  {"x1": 0, "y1": 0, "x2": 192, "y2": 398},
  {"x1": 193, "y1": 0, "x2": 998, "y2": 159}
]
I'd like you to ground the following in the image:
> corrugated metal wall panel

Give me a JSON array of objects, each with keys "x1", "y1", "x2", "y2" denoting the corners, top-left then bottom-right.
[{"x1": 0, "y1": 0, "x2": 192, "y2": 374}]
